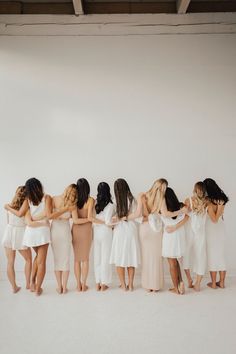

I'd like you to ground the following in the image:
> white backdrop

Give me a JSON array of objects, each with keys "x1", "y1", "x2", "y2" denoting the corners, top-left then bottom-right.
[{"x1": 0, "y1": 34, "x2": 236, "y2": 277}]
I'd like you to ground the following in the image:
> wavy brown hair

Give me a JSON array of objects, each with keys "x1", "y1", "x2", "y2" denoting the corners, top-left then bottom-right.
[
  {"x1": 114, "y1": 178, "x2": 134, "y2": 219},
  {"x1": 10, "y1": 186, "x2": 26, "y2": 211}
]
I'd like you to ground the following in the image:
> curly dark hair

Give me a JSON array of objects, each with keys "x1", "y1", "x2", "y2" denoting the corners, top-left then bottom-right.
[
  {"x1": 203, "y1": 178, "x2": 229, "y2": 205},
  {"x1": 95, "y1": 182, "x2": 113, "y2": 214}
]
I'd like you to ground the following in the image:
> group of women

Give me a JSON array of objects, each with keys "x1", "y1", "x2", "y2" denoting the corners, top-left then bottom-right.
[{"x1": 2, "y1": 177, "x2": 228, "y2": 296}]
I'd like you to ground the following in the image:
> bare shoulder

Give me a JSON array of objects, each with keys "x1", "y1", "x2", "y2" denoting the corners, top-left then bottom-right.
[
  {"x1": 88, "y1": 196, "x2": 95, "y2": 204},
  {"x1": 44, "y1": 194, "x2": 52, "y2": 201}
]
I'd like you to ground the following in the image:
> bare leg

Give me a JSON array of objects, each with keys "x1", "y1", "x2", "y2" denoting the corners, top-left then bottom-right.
[
  {"x1": 184, "y1": 269, "x2": 193, "y2": 288},
  {"x1": 127, "y1": 267, "x2": 135, "y2": 291},
  {"x1": 177, "y1": 260, "x2": 185, "y2": 294},
  {"x1": 116, "y1": 267, "x2": 126, "y2": 291},
  {"x1": 207, "y1": 271, "x2": 217, "y2": 289},
  {"x1": 31, "y1": 247, "x2": 38, "y2": 292},
  {"x1": 74, "y1": 261, "x2": 82, "y2": 291},
  {"x1": 167, "y1": 258, "x2": 179, "y2": 294},
  {"x1": 19, "y1": 248, "x2": 32, "y2": 289},
  {"x1": 55, "y1": 271, "x2": 62, "y2": 294},
  {"x1": 216, "y1": 271, "x2": 226, "y2": 288},
  {"x1": 81, "y1": 261, "x2": 89, "y2": 291},
  {"x1": 35, "y1": 244, "x2": 49, "y2": 296},
  {"x1": 62, "y1": 271, "x2": 70, "y2": 294},
  {"x1": 193, "y1": 274, "x2": 203, "y2": 292},
  {"x1": 5, "y1": 248, "x2": 20, "y2": 293}
]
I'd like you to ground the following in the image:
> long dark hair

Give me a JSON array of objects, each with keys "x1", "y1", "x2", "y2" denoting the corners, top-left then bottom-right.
[
  {"x1": 203, "y1": 178, "x2": 229, "y2": 205},
  {"x1": 25, "y1": 178, "x2": 44, "y2": 206},
  {"x1": 114, "y1": 178, "x2": 134, "y2": 219},
  {"x1": 95, "y1": 182, "x2": 113, "y2": 214},
  {"x1": 76, "y1": 178, "x2": 90, "y2": 209},
  {"x1": 165, "y1": 187, "x2": 183, "y2": 219}
]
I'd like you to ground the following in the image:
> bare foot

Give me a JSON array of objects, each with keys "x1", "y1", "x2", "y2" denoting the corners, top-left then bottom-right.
[
  {"x1": 120, "y1": 284, "x2": 127, "y2": 291},
  {"x1": 216, "y1": 281, "x2": 225, "y2": 289},
  {"x1": 35, "y1": 288, "x2": 43, "y2": 296},
  {"x1": 207, "y1": 282, "x2": 217, "y2": 289},
  {"x1": 188, "y1": 280, "x2": 194, "y2": 288},
  {"x1": 96, "y1": 284, "x2": 101, "y2": 291},
  {"x1": 13, "y1": 286, "x2": 21, "y2": 294},
  {"x1": 26, "y1": 284, "x2": 30, "y2": 290},
  {"x1": 30, "y1": 283, "x2": 36, "y2": 292},
  {"x1": 56, "y1": 287, "x2": 62, "y2": 294},
  {"x1": 76, "y1": 284, "x2": 82, "y2": 292},
  {"x1": 128, "y1": 285, "x2": 134, "y2": 292},
  {"x1": 178, "y1": 281, "x2": 185, "y2": 295},
  {"x1": 101, "y1": 285, "x2": 109, "y2": 291},
  {"x1": 153, "y1": 290, "x2": 159, "y2": 293},
  {"x1": 82, "y1": 284, "x2": 88, "y2": 292},
  {"x1": 193, "y1": 283, "x2": 200, "y2": 292},
  {"x1": 147, "y1": 289, "x2": 153, "y2": 292},
  {"x1": 63, "y1": 288, "x2": 68, "y2": 294},
  {"x1": 169, "y1": 288, "x2": 180, "y2": 295}
]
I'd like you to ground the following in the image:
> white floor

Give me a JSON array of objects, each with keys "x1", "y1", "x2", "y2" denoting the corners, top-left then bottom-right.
[{"x1": 0, "y1": 276, "x2": 235, "y2": 354}]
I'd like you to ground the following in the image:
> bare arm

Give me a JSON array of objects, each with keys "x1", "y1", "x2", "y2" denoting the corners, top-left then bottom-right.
[
  {"x1": 127, "y1": 194, "x2": 144, "y2": 221},
  {"x1": 166, "y1": 215, "x2": 189, "y2": 233},
  {"x1": 208, "y1": 203, "x2": 224, "y2": 223},
  {"x1": 160, "y1": 199, "x2": 187, "y2": 218},
  {"x1": 4, "y1": 199, "x2": 29, "y2": 217},
  {"x1": 24, "y1": 210, "x2": 48, "y2": 228},
  {"x1": 72, "y1": 207, "x2": 90, "y2": 225},
  {"x1": 91, "y1": 204, "x2": 104, "y2": 225}
]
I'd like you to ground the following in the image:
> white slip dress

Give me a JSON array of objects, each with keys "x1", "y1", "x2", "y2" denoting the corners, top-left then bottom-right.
[
  {"x1": 23, "y1": 197, "x2": 51, "y2": 247},
  {"x1": 185, "y1": 197, "x2": 207, "y2": 275},
  {"x1": 206, "y1": 208, "x2": 226, "y2": 272},
  {"x1": 93, "y1": 202, "x2": 115, "y2": 284},
  {"x1": 110, "y1": 201, "x2": 141, "y2": 268},
  {"x1": 2, "y1": 211, "x2": 28, "y2": 250},
  {"x1": 161, "y1": 214, "x2": 186, "y2": 259}
]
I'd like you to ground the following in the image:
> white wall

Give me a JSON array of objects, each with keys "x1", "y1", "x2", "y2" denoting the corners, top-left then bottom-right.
[{"x1": 0, "y1": 32, "x2": 236, "y2": 276}]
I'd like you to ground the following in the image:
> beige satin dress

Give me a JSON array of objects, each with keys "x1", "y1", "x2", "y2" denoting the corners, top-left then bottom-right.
[{"x1": 72, "y1": 207, "x2": 92, "y2": 262}]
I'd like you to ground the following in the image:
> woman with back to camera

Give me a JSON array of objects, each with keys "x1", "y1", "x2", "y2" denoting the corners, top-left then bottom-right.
[
  {"x1": 110, "y1": 178, "x2": 141, "y2": 291},
  {"x1": 92, "y1": 182, "x2": 115, "y2": 291},
  {"x1": 3, "y1": 186, "x2": 45, "y2": 293},
  {"x1": 161, "y1": 187, "x2": 189, "y2": 295},
  {"x1": 130, "y1": 179, "x2": 187, "y2": 293},
  {"x1": 203, "y1": 178, "x2": 228, "y2": 289},
  {"x1": 22, "y1": 178, "x2": 52, "y2": 296},
  {"x1": 71, "y1": 178, "x2": 94, "y2": 292},
  {"x1": 49, "y1": 184, "x2": 78, "y2": 294},
  {"x1": 181, "y1": 182, "x2": 208, "y2": 291},
  {"x1": 136, "y1": 179, "x2": 167, "y2": 292}
]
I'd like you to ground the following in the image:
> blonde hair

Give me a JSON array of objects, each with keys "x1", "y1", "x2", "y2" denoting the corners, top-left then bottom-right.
[
  {"x1": 10, "y1": 186, "x2": 26, "y2": 211},
  {"x1": 62, "y1": 184, "x2": 78, "y2": 207},
  {"x1": 192, "y1": 182, "x2": 207, "y2": 214},
  {"x1": 145, "y1": 178, "x2": 168, "y2": 213}
]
